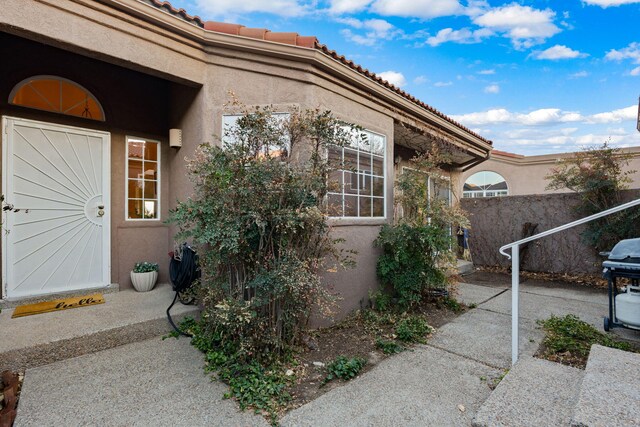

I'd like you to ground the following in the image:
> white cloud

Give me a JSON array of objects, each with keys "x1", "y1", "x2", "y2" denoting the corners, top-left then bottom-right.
[
  {"x1": 484, "y1": 84, "x2": 500, "y2": 94},
  {"x1": 464, "y1": 0, "x2": 491, "y2": 18},
  {"x1": 605, "y1": 42, "x2": 640, "y2": 63},
  {"x1": 478, "y1": 69, "x2": 495, "y2": 75},
  {"x1": 371, "y1": 0, "x2": 463, "y2": 19},
  {"x1": 631, "y1": 66, "x2": 640, "y2": 76},
  {"x1": 195, "y1": 0, "x2": 310, "y2": 17},
  {"x1": 335, "y1": 17, "x2": 364, "y2": 28},
  {"x1": 434, "y1": 81, "x2": 453, "y2": 87},
  {"x1": 340, "y1": 19, "x2": 401, "y2": 45},
  {"x1": 425, "y1": 27, "x2": 493, "y2": 46},
  {"x1": 413, "y1": 75, "x2": 429, "y2": 84},
  {"x1": 533, "y1": 45, "x2": 586, "y2": 60},
  {"x1": 569, "y1": 71, "x2": 589, "y2": 78},
  {"x1": 583, "y1": 0, "x2": 640, "y2": 7},
  {"x1": 378, "y1": 70, "x2": 407, "y2": 87},
  {"x1": 328, "y1": 0, "x2": 372, "y2": 14},
  {"x1": 473, "y1": 4, "x2": 561, "y2": 49},
  {"x1": 451, "y1": 105, "x2": 636, "y2": 126},
  {"x1": 587, "y1": 106, "x2": 636, "y2": 123}
]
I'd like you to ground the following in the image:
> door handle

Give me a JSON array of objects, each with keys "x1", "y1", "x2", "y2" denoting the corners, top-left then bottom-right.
[{"x1": 97, "y1": 205, "x2": 105, "y2": 217}]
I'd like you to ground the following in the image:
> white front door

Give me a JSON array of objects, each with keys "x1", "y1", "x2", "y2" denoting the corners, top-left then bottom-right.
[{"x1": 2, "y1": 117, "x2": 110, "y2": 299}]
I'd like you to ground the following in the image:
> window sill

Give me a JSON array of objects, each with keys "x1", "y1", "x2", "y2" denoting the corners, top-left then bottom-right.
[
  {"x1": 118, "y1": 221, "x2": 167, "y2": 228},
  {"x1": 328, "y1": 217, "x2": 389, "y2": 227}
]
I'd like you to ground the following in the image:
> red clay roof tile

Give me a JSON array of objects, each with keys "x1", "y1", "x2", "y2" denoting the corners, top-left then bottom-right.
[
  {"x1": 203, "y1": 21, "x2": 243, "y2": 35},
  {"x1": 146, "y1": 0, "x2": 204, "y2": 27},
  {"x1": 145, "y1": 0, "x2": 492, "y2": 146}
]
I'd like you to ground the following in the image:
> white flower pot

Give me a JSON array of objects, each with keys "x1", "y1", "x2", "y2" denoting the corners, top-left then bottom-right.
[{"x1": 130, "y1": 270, "x2": 158, "y2": 292}]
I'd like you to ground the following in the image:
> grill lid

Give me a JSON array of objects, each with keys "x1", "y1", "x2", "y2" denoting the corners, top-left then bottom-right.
[{"x1": 608, "y1": 238, "x2": 640, "y2": 261}]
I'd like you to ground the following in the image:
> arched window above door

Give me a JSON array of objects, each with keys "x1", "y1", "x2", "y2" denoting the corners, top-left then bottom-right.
[{"x1": 9, "y1": 76, "x2": 105, "y2": 121}]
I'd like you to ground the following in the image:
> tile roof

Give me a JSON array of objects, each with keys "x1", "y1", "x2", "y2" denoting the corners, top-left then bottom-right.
[
  {"x1": 145, "y1": 0, "x2": 204, "y2": 27},
  {"x1": 145, "y1": 0, "x2": 492, "y2": 146}
]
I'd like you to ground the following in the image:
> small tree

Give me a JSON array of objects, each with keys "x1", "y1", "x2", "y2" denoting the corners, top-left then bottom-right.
[
  {"x1": 545, "y1": 142, "x2": 640, "y2": 252},
  {"x1": 375, "y1": 145, "x2": 469, "y2": 307},
  {"x1": 169, "y1": 106, "x2": 356, "y2": 364}
]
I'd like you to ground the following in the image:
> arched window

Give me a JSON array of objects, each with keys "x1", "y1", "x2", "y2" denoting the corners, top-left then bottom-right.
[
  {"x1": 9, "y1": 76, "x2": 105, "y2": 121},
  {"x1": 463, "y1": 171, "x2": 508, "y2": 198}
]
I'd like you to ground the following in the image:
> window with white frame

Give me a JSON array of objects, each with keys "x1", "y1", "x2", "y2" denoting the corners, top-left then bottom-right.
[
  {"x1": 222, "y1": 113, "x2": 291, "y2": 156},
  {"x1": 400, "y1": 167, "x2": 451, "y2": 216},
  {"x1": 463, "y1": 171, "x2": 508, "y2": 198},
  {"x1": 126, "y1": 137, "x2": 160, "y2": 220},
  {"x1": 327, "y1": 130, "x2": 386, "y2": 218}
]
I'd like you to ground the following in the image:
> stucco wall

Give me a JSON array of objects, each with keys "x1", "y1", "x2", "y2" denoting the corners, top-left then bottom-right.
[
  {"x1": 461, "y1": 152, "x2": 640, "y2": 197},
  {"x1": 169, "y1": 49, "x2": 397, "y2": 323},
  {"x1": 461, "y1": 190, "x2": 640, "y2": 274},
  {"x1": 1, "y1": 0, "x2": 489, "y2": 323}
]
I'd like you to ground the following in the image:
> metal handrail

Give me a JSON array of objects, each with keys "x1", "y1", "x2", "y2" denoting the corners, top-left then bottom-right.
[{"x1": 499, "y1": 198, "x2": 640, "y2": 365}]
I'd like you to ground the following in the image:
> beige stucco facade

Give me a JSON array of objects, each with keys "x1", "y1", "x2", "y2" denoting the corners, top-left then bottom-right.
[
  {"x1": 461, "y1": 148, "x2": 640, "y2": 197},
  {"x1": 0, "y1": 0, "x2": 491, "y2": 320}
]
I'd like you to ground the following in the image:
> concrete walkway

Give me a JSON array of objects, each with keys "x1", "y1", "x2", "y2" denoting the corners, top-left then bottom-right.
[
  {"x1": 13, "y1": 278, "x2": 640, "y2": 426},
  {"x1": 0, "y1": 283, "x2": 198, "y2": 371}
]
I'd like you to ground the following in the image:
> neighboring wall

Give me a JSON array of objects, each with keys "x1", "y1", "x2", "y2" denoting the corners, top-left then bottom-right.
[
  {"x1": 461, "y1": 148, "x2": 640, "y2": 196},
  {"x1": 461, "y1": 190, "x2": 640, "y2": 274}
]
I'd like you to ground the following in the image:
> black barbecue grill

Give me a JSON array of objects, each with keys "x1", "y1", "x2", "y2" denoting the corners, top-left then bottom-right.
[{"x1": 602, "y1": 238, "x2": 640, "y2": 331}]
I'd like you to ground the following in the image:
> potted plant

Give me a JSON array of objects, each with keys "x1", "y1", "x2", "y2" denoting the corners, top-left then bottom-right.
[{"x1": 130, "y1": 261, "x2": 159, "y2": 292}]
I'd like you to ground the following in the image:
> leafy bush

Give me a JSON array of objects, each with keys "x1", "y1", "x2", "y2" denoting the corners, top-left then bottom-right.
[
  {"x1": 538, "y1": 314, "x2": 635, "y2": 368},
  {"x1": 376, "y1": 223, "x2": 450, "y2": 307},
  {"x1": 375, "y1": 338, "x2": 405, "y2": 354},
  {"x1": 168, "y1": 107, "x2": 360, "y2": 420},
  {"x1": 395, "y1": 316, "x2": 432, "y2": 343},
  {"x1": 441, "y1": 297, "x2": 463, "y2": 313},
  {"x1": 133, "y1": 261, "x2": 159, "y2": 273},
  {"x1": 369, "y1": 289, "x2": 392, "y2": 312},
  {"x1": 546, "y1": 142, "x2": 640, "y2": 252},
  {"x1": 322, "y1": 356, "x2": 367, "y2": 385},
  {"x1": 375, "y1": 149, "x2": 469, "y2": 307},
  {"x1": 169, "y1": 107, "x2": 356, "y2": 364}
]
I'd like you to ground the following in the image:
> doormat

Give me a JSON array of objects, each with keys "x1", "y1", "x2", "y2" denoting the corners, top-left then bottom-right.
[{"x1": 11, "y1": 294, "x2": 105, "y2": 318}]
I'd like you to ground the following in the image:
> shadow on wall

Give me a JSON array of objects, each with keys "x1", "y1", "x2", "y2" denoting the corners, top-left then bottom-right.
[{"x1": 461, "y1": 190, "x2": 640, "y2": 275}]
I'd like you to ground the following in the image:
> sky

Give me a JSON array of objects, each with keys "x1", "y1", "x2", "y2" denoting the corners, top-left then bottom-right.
[{"x1": 166, "y1": 0, "x2": 640, "y2": 156}]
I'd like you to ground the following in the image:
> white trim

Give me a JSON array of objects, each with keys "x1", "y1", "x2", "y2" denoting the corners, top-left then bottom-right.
[
  {"x1": 125, "y1": 136, "x2": 161, "y2": 221},
  {"x1": 463, "y1": 170, "x2": 509, "y2": 198},
  {"x1": 8, "y1": 75, "x2": 106, "y2": 122},
  {"x1": 328, "y1": 128, "x2": 387, "y2": 219},
  {"x1": 1, "y1": 116, "x2": 111, "y2": 298}
]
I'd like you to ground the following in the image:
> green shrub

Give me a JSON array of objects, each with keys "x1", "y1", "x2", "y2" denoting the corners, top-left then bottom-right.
[
  {"x1": 540, "y1": 314, "x2": 631, "y2": 357},
  {"x1": 538, "y1": 314, "x2": 635, "y2": 368},
  {"x1": 546, "y1": 142, "x2": 640, "y2": 252},
  {"x1": 376, "y1": 223, "x2": 450, "y2": 307},
  {"x1": 369, "y1": 290, "x2": 392, "y2": 312},
  {"x1": 442, "y1": 297, "x2": 463, "y2": 313},
  {"x1": 168, "y1": 107, "x2": 360, "y2": 422},
  {"x1": 375, "y1": 338, "x2": 405, "y2": 354},
  {"x1": 375, "y1": 149, "x2": 469, "y2": 308},
  {"x1": 169, "y1": 107, "x2": 357, "y2": 364},
  {"x1": 323, "y1": 356, "x2": 367, "y2": 385},
  {"x1": 395, "y1": 316, "x2": 432, "y2": 343},
  {"x1": 133, "y1": 261, "x2": 159, "y2": 273}
]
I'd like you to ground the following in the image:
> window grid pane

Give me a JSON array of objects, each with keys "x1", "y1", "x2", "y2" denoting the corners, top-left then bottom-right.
[
  {"x1": 127, "y1": 139, "x2": 159, "y2": 220},
  {"x1": 327, "y1": 130, "x2": 385, "y2": 218}
]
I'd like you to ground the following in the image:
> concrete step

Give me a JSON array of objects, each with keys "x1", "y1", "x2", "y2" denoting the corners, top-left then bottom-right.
[
  {"x1": 473, "y1": 357, "x2": 584, "y2": 427},
  {"x1": 0, "y1": 283, "x2": 198, "y2": 371},
  {"x1": 571, "y1": 344, "x2": 640, "y2": 427},
  {"x1": 457, "y1": 259, "x2": 474, "y2": 275}
]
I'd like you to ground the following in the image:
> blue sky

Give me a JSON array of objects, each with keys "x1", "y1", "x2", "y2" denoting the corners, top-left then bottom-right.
[{"x1": 167, "y1": 0, "x2": 640, "y2": 155}]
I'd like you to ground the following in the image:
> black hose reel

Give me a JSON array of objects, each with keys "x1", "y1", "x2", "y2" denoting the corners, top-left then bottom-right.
[{"x1": 167, "y1": 243, "x2": 200, "y2": 337}]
